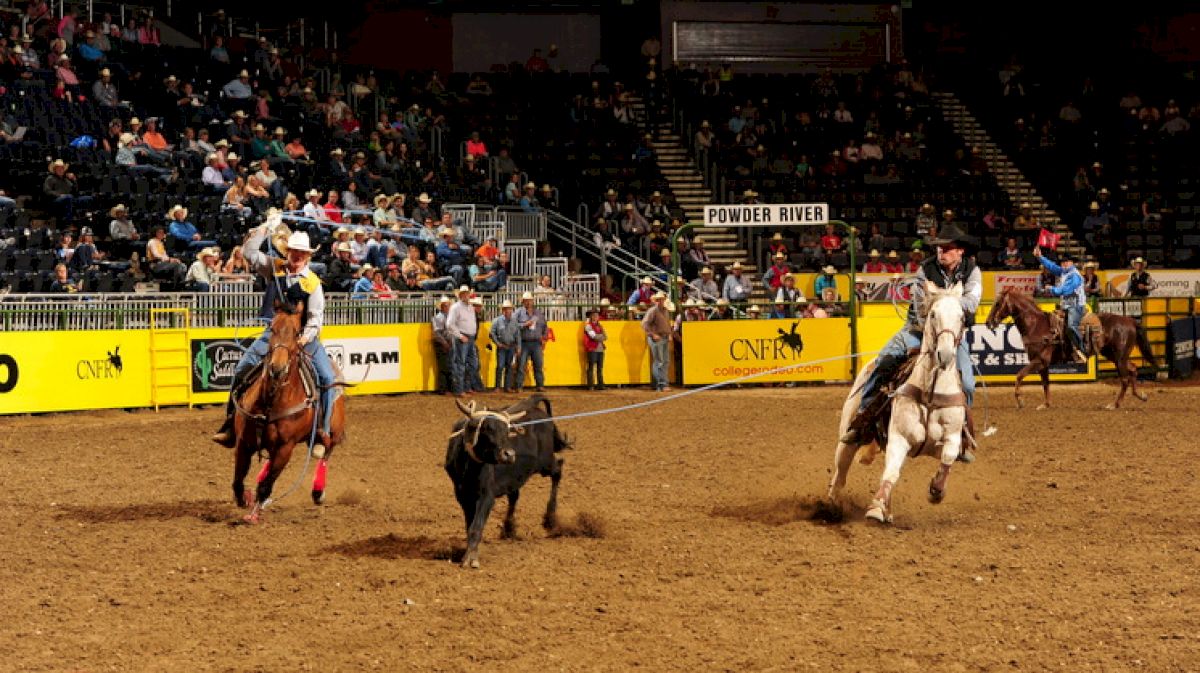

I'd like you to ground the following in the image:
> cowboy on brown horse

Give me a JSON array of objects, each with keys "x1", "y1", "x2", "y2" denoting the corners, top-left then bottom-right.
[
  {"x1": 211, "y1": 218, "x2": 338, "y2": 453},
  {"x1": 1032, "y1": 246, "x2": 1087, "y2": 364}
]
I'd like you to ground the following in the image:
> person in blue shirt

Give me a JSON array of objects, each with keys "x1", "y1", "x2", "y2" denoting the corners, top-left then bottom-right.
[
  {"x1": 815, "y1": 265, "x2": 838, "y2": 299},
  {"x1": 1033, "y1": 247, "x2": 1088, "y2": 363},
  {"x1": 351, "y1": 264, "x2": 376, "y2": 298},
  {"x1": 166, "y1": 205, "x2": 216, "y2": 252}
]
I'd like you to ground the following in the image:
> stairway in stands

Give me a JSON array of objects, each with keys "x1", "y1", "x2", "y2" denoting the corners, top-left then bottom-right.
[
  {"x1": 932, "y1": 91, "x2": 1086, "y2": 259},
  {"x1": 628, "y1": 96, "x2": 752, "y2": 277}
]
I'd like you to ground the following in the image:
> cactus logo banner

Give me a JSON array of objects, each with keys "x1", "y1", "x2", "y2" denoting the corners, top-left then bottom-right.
[{"x1": 191, "y1": 339, "x2": 255, "y2": 392}]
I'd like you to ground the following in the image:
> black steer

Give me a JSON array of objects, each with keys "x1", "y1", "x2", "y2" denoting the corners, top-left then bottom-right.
[{"x1": 444, "y1": 395, "x2": 569, "y2": 569}]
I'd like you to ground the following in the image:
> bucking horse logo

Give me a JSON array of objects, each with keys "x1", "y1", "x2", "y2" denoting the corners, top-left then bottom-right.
[
  {"x1": 107, "y1": 346, "x2": 123, "y2": 373},
  {"x1": 775, "y1": 321, "x2": 804, "y2": 357}
]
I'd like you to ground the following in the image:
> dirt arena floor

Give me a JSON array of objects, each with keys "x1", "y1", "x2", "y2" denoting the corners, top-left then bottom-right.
[{"x1": 2, "y1": 382, "x2": 1198, "y2": 672}]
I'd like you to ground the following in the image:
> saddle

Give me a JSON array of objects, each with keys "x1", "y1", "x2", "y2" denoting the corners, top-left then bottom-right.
[
  {"x1": 236, "y1": 356, "x2": 344, "y2": 424},
  {"x1": 1047, "y1": 309, "x2": 1076, "y2": 360},
  {"x1": 1080, "y1": 312, "x2": 1104, "y2": 355},
  {"x1": 850, "y1": 349, "x2": 976, "y2": 455}
]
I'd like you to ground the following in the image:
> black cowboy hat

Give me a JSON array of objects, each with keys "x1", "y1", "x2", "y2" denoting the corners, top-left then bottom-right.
[
  {"x1": 1056, "y1": 251, "x2": 1076, "y2": 263},
  {"x1": 925, "y1": 222, "x2": 978, "y2": 251}
]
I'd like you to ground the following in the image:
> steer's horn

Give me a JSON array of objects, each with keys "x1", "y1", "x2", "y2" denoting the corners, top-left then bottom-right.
[
  {"x1": 455, "y1": 399, "x2": 476, "y2": 416},
  {"x1": 506, "y1": 411, "x2": 527, "y2": 422}
]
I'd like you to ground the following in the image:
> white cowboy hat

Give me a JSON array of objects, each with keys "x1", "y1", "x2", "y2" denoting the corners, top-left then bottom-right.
[
  {"x1": 214, "y1": 139, "x2": 230, "y2": 148},
  {"x1": 716, "y1": 298, "x2": 730, "y2": 306},
  {"x1": 869, "y1": 249, "x2": 881, "y2": 257},
  {"x1": 168, "y1": 204, "x2": 188, "y2": 219},
  {"x1": 469, "y1": 296, "x2": 484, "y2": 306},
  {"x1": 521, "y1": 291, "x2": 535, "y2": 301},
  {"x1": 1084, "y1": 261, "x2": 1098, "y2": 269},
  {"x1": 353, "y1": 227, "x2": 367, "y2": 236},
  {"x1": 253, "y1": 123, "x2": 265, "y2": 132},
  {"x1": 651, "y1": 291, "x2": 667, "y2": 301},
  {"x1": 198, "y1": 247, "x2": 220, "y2": 259},
  {"x1": 599, "y1": 298, "x2": 612, "y2": 306},
  {"x1": 456, "y1": 285, "x2": 472, "y2": 295},
  {"x1": 374, "y1": 194, "x2": 391, "y2": 207},
  {"x1": 48, "y1": 159, "x2": 68, "y2": 170},
  {"x1": 108, "y1": 204, "x2": 127, "y2": 217},
  {"x1": 747, "y1": 304, "x2": 762, "y2": 313},
  {"x1": 118, "y1": 132, "x2": 135, "y2": 147},
  {"x1": 359, "y1": 264, "x2": 374, "y2": 273},
  {"x1": 334, "y1": 226, "x2": 350, "y2": 236},
  {"x1": 731, "y1": 261, "x2": 744, "y2": 270},
  {"x1": 330, "y1": 148, "x2": 344, "y2": 156},
  {"x1": 334, "y1": 242, "x2": 352, "y2": 253},
  {"x1": 887, "y1": 251, "x2": 899, "y2": 259},
  {"x1": 231, "y1": 110, "x2": 247, "y2": 119},
  {"x1": 772, "y1": 232, "x2": 784, "y2": 241},
  {"x1": 641, "y1": 276, "x2": 654, "y2": 285},
  {"x1": 285, "y1": 232, "x2": 314, "y2": 253},
  {"x1": 305, "y1": 189, "x2": 321, "y2": 199},
  {"x1": 524, "y1": 182, "x2": 537, "y2": 190},
  {"x1": 700, "y1": 267, "x2": 713, "y2": 275},
  {"x1": 99, "y1": 68, "x2": 111, "y2": 77},
  {"x1": 225, "y1": 152, "x2": 239, "y2": 162},
  {"x1": 274, "y1": 127, "x2": 286, "y2": 136},
  {"x1": 1131, "y1": 257, "x2": 1145, "y2": 266},
  {"x1": 500, "y1": 300, "x2": 514, "y2": 309},
  {"x1": 822, "y1": 265, "x2": 837, "y2": 274},
  {"x1": 238, "y1": 69, "x2": 250, "y2": 78},
  {"x1": 437, "y1": 296, "x2": 452, "y2": 306},
  {"x1": 782, "y1": 272, "x2": 794, "y2": 281},
  {"x1": 773, "y1": 251, "x2": 786, "y2": 260},
  {"x1": 417, "y1": 193, "x2": 432, "y2": 203}
]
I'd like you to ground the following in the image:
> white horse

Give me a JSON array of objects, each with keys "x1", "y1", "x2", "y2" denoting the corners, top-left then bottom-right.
[{"x1": 828, "y1": 282, "x2": 968, "y2": 524}]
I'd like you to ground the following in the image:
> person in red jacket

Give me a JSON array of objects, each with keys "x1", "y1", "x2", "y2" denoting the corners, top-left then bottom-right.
[
  {"x1": 863, "y1": 249, "x2": 887, "y2": 273},
  {"x1": 583, "y1": 308, "x2": 607, "y2": 390},
  {"x1": 885, "y1": 250, "x2": 904, "y2": 273}
]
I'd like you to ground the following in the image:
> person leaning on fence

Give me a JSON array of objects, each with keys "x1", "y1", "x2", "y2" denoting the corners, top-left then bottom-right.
[
  {"x1": 185, "y1": 247, "x2": 221, "y2": 292},
  {"x1": 723, "y1": 261, "x2": 753, "y2": 302},
  {"x1": 211, "y1": 226, "x2": 337, "y2": 453},
  {"x1": 642, "y1": 291, "x2": 672, "y2": 392},
  {"x1": 431, "y1": 296, "x2": 453, "y2": 395},
  {"x1": 840, "y1": 223, "x2": 981, "y2": 461},
  {"x1": 627, "y1": 276, "x2": 657, "y2": 305},
  {"x1": 774, "y1": 273, "x2": 805, "y2": 318},
  {"x1": 514, "y1": 292, "x2": 548, "y2": 392},
  {"x1": 468, "y1": 296, "x2": 487, "y2": 393},
  {"x1": 1127, "y1": 257, "x2": 1155, "y2": 297},
  {"x1": 1033, "y1": 247, "x2": 1088, "y2": 363},
  {"x1": 489, "y1": 299, "x2": 521, "y2": 393},
  {"x1": 445, "y1": 286, "x2": 479, "y2": 398},
  {"x1": 815, "y1": 265, "x2": 838, "y2": 298}
]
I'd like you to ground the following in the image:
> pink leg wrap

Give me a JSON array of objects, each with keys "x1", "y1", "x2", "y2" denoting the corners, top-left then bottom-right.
[
  {"x1": 255, "y1": 461, "x2": 271, "y2": 484},
  {"x1": 313, "y1": 460, "x2": 328, "y2": 492}
]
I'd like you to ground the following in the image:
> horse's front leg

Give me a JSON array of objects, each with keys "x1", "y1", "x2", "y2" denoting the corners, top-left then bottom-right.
[
  {"x1": 866, "y1": 410, "x2": 921, "y2": 524},
  {"x1": 929, "y1": 414, "x2": 963, "y2": 504},
  {"x1": 232, "y1": 443, "x2": 253, "y2": 509},
  {"x1": 1037, "y1": 367, "x2": 1051, "y2": 410},
  {"x1": 246, "y1": 440, "x2": 297, "y2": 524},
  {"x1": 828, "y1": 440, "x2": 859, "y2": 502},
  {"x1": 1013, "y1": 360, "x2": 1038, "y2": 409}
]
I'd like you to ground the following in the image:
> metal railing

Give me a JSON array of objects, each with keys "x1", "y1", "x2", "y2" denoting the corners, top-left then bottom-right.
[{"x1": 544, "y1": 209, "x2": 666, "y2": 297}]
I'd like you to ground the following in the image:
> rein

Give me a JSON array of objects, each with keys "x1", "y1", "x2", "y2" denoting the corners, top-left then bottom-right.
[{"x1": 235, "y1": 338, "x2": 316, "y2": 424}]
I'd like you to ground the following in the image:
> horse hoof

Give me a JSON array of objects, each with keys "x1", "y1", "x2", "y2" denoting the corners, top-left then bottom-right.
[
  {"x1": 865, "y1": 507, "x2": 891, "y2": 524},
  {"x1": 928, "y1": 484, "x2": 946, "y2": 504},
  {"x1": 311, "y1": 490, "x2": 325, "y2": 505},
  {"x1": 243, "y1": 512, "x2": 261, "y2": 524},
  {"x1": 1136, "y1": 393, "x2": 1149, "y2": 402},
  {"x1": 1035, "y1": 404, "x2": 1049, "y2": 411},
  {"x1": 461, "y1": 556, "x2": 480, "y2": 569},
  {"x1": 1104, "y1": 403, "x2": 1117, "y2": 411}
]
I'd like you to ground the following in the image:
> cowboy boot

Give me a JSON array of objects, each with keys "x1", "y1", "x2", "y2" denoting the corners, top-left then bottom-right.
[
  {"x1": 210, "y1": 394, "x2": 237, "y2": 447},
  {"x1": 311, "y1": 389, "x2": 334, "y2": 458}
]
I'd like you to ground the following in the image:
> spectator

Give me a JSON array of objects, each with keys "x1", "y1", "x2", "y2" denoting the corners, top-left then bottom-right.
[
  {"x1": 223, "y1": 247, "x2": 252, "y2": 277},
  {"x1": 768, "y1": 232, "x2": 789, "y2": 258},
  {"x1": 43, "y1": 159, "x2": 94, "y2": 225},
  {"x1": 92, "y1": 68, "x2": 119, "y2": 107},
  {"x1": 108, "y1": 204, "x2": 141, "y2": 257},
  {"x1": 815, "y1": 265, "x2": 838, "y2": 299},
  {"x1": 465, "y1": 131, "x2": 488, "y2": 158},
  {"x1": 999, "y1": 238, "x2": 1023, "y2": 269},
  {"x1": 145, "y1": 226, "x2": 186, "y2": 286},
  {"x1": 690, "y1": 267, "x2": 719, "y2": 303},
  {"x1": 167, "y1": 205, "x2": 215, "y2": 252},
  {"x1": 202, "y1": 153, "x2": 228, "y2": 191},
  {"x1": 915, "y1": 203, "x2": 937, "y2": 237},
  {"x1": 863, "y1": 249, "x2": 886, "y2": 273},
  {"x1": 686, "y1": 236, "x2": 711, "y2": 269},
  {"x1": 489, "y1": 300, "x2": 520, "y2": 393},
  {"x1": 627, "y1": 276, "x2": 657, "y2": 305},
  {"x1": 774, "y1": 273, "x2": 805, "y2": 317},
  {"x1": 583, "y1": 308, "x2": 607, "y2": 390},
  {"x1": 885, "y1": 251, "x2": 904, "y2": 273},
  {"x1": 186, "y1": 247, "x2": 221, "y2": 292},
  {"x1": 1126, "y1": 258, "x2": 1155, "y2": 297},
  {"x1": 514, "y1": 292, "x2": 548, "y2": 392},
  {"x1": 819, "y1": 224, "x2": 842, "y2": 256},
  {"x1": 435, "y1": 229, "x2": 469, "y2": 286},
  {"x1": 412, "y1": 193, "x2": 436, "y2": 223},
  {"x1": 49, "y1": 263, "x2": 79, "y2": 293},
  {"x1": 642, "y1": 292, "x2": 672, "y2": 392},
  {"x1": 1082, "y1": 261, "x2": 1102, "y2": 298},
  {"x1": 223, "y1": 69, "x2": 253, "y2": 102},
  {"x1": 906, "y1": 247, "x2": 924, "y2": 274},
  {"x1": 709, "y1": 298, "x2": 733, "y2": 320},
  {"x1": 722, "y1": 261, "x2": 753, "y2": 302},
  {"x1": 471, "y1": 252, "x2": 507, "y2": 292},
  {"x1": 746, "y1": 305, "x2": 762, "y2": 319},
  {"x1": 351, "y1": 264, "x2": 376, "y2": 298},
  {"x1": 763, "y1": 251, "x2": 790, "y2": 290}
]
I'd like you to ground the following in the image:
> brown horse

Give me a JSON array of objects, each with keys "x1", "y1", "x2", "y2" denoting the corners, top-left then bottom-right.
[
  {"x1": 232, "y1": 302, "x2": 346, "y2": 523},
  {"x1": 985, "y1": 288, "x2": 1157, "y2": 410}
]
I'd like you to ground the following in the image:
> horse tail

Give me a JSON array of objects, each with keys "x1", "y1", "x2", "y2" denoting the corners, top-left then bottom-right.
[{"x1": 1135, "y1": 323, "x2": 1158, "y2": 369}]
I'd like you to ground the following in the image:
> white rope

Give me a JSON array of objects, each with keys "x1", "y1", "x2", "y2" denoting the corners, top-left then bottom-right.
[{"x1": 512, "y1": 350, "x2": 880, "y2": 428}]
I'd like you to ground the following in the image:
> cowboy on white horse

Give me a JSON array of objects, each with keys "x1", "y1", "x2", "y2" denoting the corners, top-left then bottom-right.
[
  {"x1": 839, "y1": 223, "x2": 981, "y2": 462},
  {"x1": 211, "y1": 212, "x2": 337, "y2": 452}
]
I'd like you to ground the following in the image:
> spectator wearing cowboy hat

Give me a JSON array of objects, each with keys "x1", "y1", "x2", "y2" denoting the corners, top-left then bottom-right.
[
  {"x1": 326, "y1": 242, "x2": 355, "y2": 292},
  {"x1": 815, "y1": 265, "x2": 838, "y2": 299},
  {"x1": 436, "y1": 228, "x2": 470, "y2": 287},
  {"x1": 431, "y1": 296, "x2": 454, "y2": 394},
  {"x1": 470, "y1": 251, "x2": 507, "y2": 292},
  {"x1": 519, "y1": 182, "x2": 540, "y2": 213},
  {"x1": 1082, "y1": 261, "x2": 1102, "y2": 298},
  {"x1": 768, "y1": 232, "x2": 790, "y2": 258},
  {"x1": 641, "y1": 291, "x2": 672, "y2": 391},
  {"x1": 145, "y1": 226, "x2": 187, "y2": 287},
  {"x1": 185, "y1": 247, "x2": 222, "y2": 292},
  {"x1": 863, "y1": 249, "x2": 887, "y2": 273},
  {"x1": 249, "y1": 123, "x2": 271, "y2": 160},
  {"x1": 222, "y1": 68, "x2": 253, "y2": 103},
  {"x1": 514, "y1": 292, "x2": 548, "y2": 392},
  {"x1": 43, "y1": 159, "x2": 94, "y2": 225},
  {"x1": 539, "y1": 184, "x2": 559, "y2": 211},
  {"x1": 351, "y1": 264, "x2": 377, "y2": 299},
  {"x1": 885, "y1": 250, "x2": 904, "y2": 274},
  {"x1": 327, "y1": 147, "x2": 349, "y2": 189},
  {"x1": 775, "y1": 273, "x2": 805, "y2": 316},
  {"x1": 627, "y1": 275, "x2": 658, "y2": 305},
  {"x1": 709, "y1": 298, "x2": 733, "y2": 320},
  {"x1": 166, "y1": 204, "x2": 216, "y2": 253},
  {"x1": 108, "y1": 204, "x2": 142, "y2": 257},
  {"x1": 763, "y1": 251, "x2": 790, "y2": 290},
  {"x1": 690, "y1": 266, "x2": 719, "y2": 303},
  {"x1": 1127, "y1": 257, "x2": 1155, "y2": 297},
  {"x1": 489, "y1": 300, "x2": 521, "y2": 392},
  {"x1": 583, "y1": 308, "x2": 608, "y2": 390},
  {"x1": 723, "y1": 261, "x2": 753, "y2": 302},
  {"x1": 411, "y1": 193, "x2": 436, "y2": 223}
]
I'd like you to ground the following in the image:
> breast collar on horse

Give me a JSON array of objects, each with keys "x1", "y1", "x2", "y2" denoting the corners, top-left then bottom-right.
[{"x1": 896, "y1": 264, "x2": 969, "y2": 410}]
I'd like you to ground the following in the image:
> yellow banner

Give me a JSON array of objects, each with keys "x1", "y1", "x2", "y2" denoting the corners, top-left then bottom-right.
[
  {"x1": 0, "y1": 330, "x2": 153, "y2": 414},
  {"x1": 681, "y1": 318, "x2": 853, "y2": 384},
  {"x1": 477, "y1": 320, "x2": 653, "y2": 387}
]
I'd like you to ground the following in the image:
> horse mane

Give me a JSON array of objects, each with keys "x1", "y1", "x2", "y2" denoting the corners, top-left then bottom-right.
[{"x1": 1000, "y1": 287, "x2": 1039, "y2": 313}]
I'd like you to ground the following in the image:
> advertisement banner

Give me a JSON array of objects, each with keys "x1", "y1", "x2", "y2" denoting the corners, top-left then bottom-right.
[
  {"x1": 1106, "y1": 271, "x2": 1200, "y2": 297},
  {"x1": 681, "y1": 318, "x2": 853, "y2": 384},
  {"x1": 967, "y1": 323, "x2": 1094, "y2": 380},
  {"x1": 0, "y1": 330, "x2": 153, "y2": 415},
  {"x1": 1166, "y1": 318, "x2": 1196, "y2": 379},
  {"x1": 325, "y1": 337, "x2": 401, "y2": 383},
  {"x1": 993, "y1": 272, "x2": 1041, "y2": 299},
  {"x1": 191, "y1": 337, "x2": 256, "y2": 393}
]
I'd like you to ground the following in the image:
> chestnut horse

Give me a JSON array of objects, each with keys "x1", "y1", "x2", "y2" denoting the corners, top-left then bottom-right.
[
  {"x1": 232, "y1": 302, "x2": 346, "y2": 523},
  {"x1": 985, "y1": 288, "x2": 1157, "y2": 410}
]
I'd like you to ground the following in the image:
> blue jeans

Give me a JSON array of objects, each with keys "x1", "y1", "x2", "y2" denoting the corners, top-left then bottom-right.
[
  {"x1": 233, "y1": 329, "x2": 336, "y2": 435},
  {"x1": 368, "y1": 246, "x2": 388, "y2": 270},
  {"x1": 420, "y1": 277, "x2": 456, "y2": 291},
  {"x1": 858, "y1": 328, "x2": 974, "y2": 412},
  {"x1": 494, "y1": 347, "x2": 515, "y2": 390},
  {"x1": 468, "y1": 341, "x2": 484, "y2": 391},
  {"x1": 647, "y1": 336, "x2": 669, "y2": 389},
  {"x1": 1065, "y1": 304, "x2": 1084, "y2": 344},
  {"x1": 516, "y1": 340, "x2": 545, "y2": 390},
  {"x1": 475, "y1": 269, "x2": 507, "y2": 292},
  {"x1": 451, "y1": 338, "x2": 474, "y2": 394}
]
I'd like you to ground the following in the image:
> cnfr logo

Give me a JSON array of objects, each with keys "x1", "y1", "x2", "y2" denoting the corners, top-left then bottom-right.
[
  {"x1": 77, "y1": 346, "x2": 124, "y2": 380},
  {"x1": 729, "y1": 321, "x2": 805, "y2": 361},
  {"x1": 0, "y1": 353, "x2": 17, "y2": 393}
]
